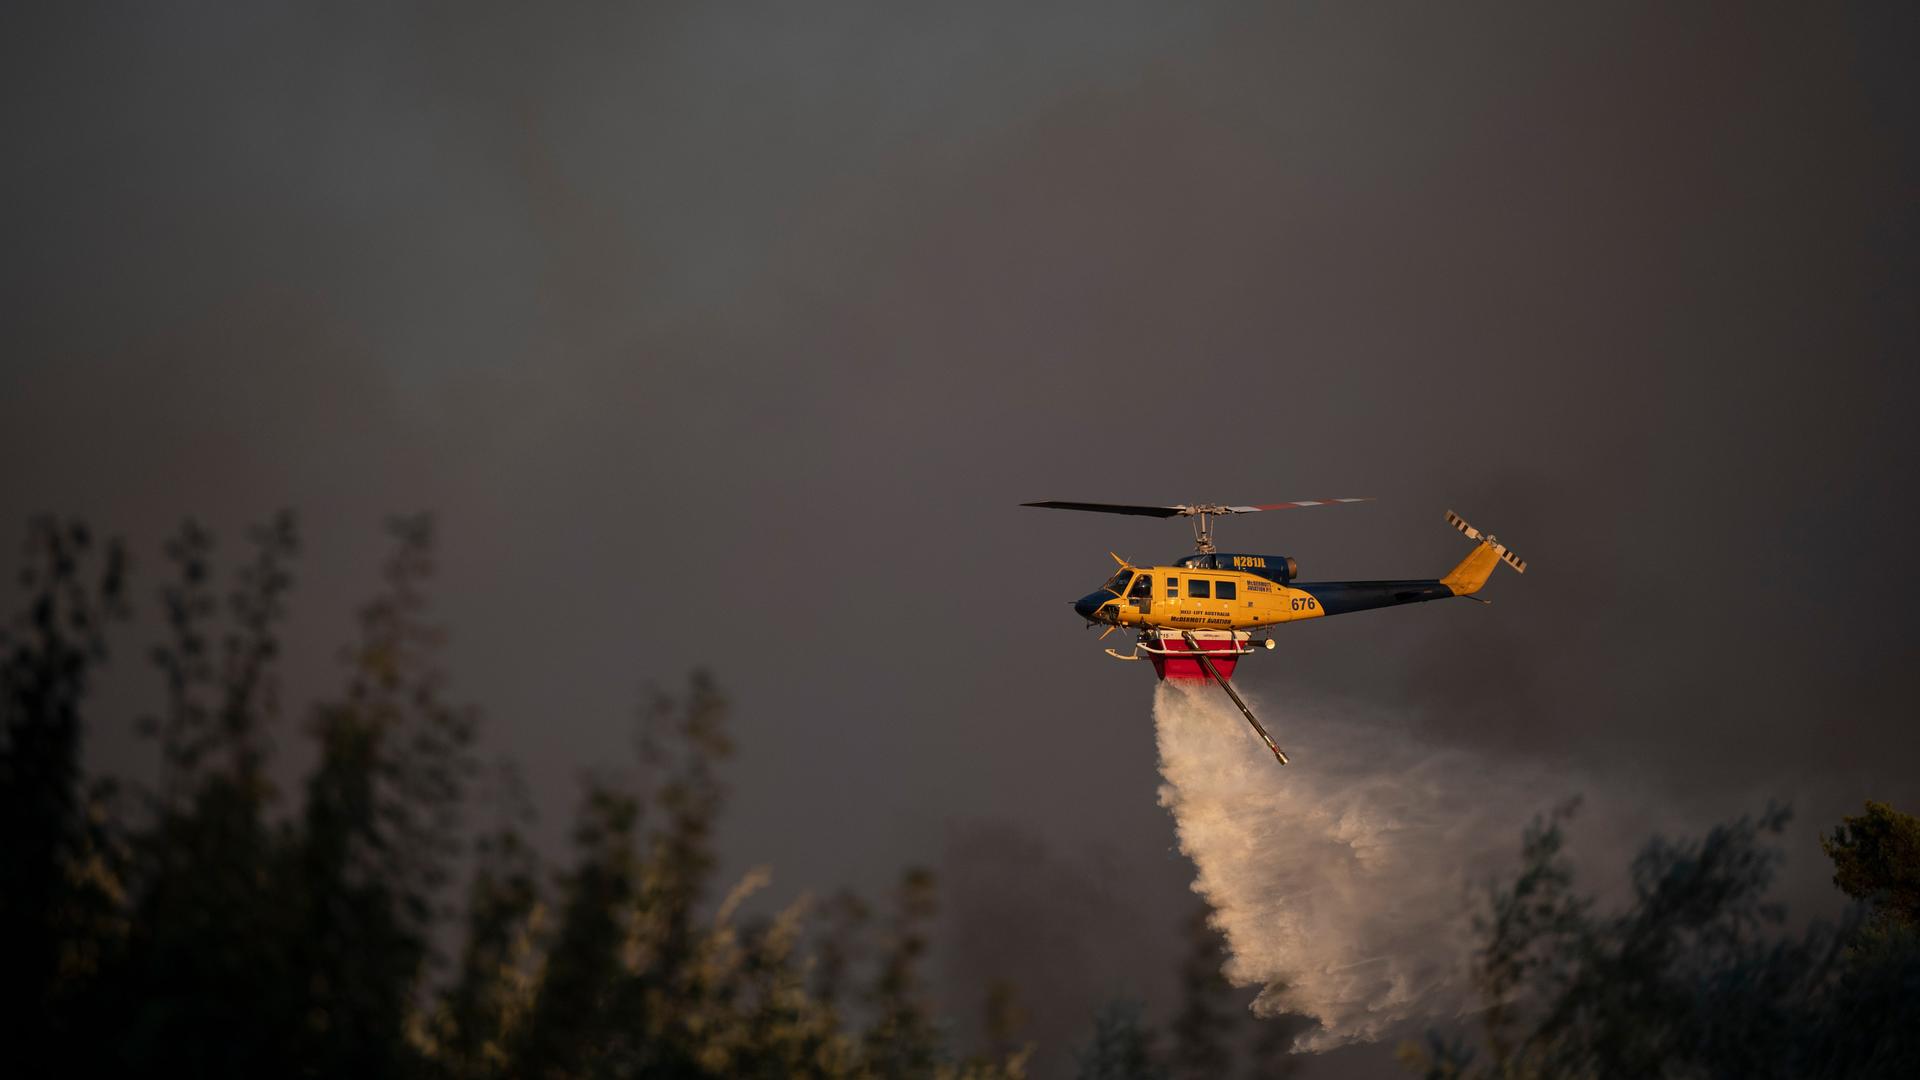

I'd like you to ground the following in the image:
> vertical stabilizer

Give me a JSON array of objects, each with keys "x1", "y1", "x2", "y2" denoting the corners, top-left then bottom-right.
[{"x1": 1440, "y1": 511, "x2": 1526, "y2": 597}]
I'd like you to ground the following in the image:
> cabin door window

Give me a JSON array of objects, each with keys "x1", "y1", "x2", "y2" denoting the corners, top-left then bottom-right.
[{"x1": 1128, "y1": 574, "x2": 1153, "y2": 615}]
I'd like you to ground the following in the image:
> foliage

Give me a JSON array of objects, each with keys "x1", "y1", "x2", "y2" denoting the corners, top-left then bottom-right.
[
  {"x1": 0, "y1": 515, "x2": 1049, "y2": 1079},
  {"x1": 1402, "y1": 800, "x2": 1920, "y2": 1080},
  {"x1": 0, "y1": 520, "x2": 127, "y2": 1064},
  {"x1": 1822, "y1": 800, "x2": 1920, "y2": 939},
  {"x1": 1169, "y1": 909, "x2": 1235, "y2": 1080},
  {"x1": 863, "y1": 866, "x2": 945, "y2": 1076},
  {"x1": 46, "y1": 513, "x2": 1911, "y2": 1079},
  {"x1": 1163, "y1": 906, "x2": 1302, "y2": 1080},
  {"x1": 1075, "y1": 1000, "x2": 1167, "y2": 1080}
]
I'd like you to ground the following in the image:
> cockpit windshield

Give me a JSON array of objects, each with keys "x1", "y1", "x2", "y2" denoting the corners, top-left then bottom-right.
[{"x1": 1100, "y1": 569, "x2": 1133, "y2": 595}]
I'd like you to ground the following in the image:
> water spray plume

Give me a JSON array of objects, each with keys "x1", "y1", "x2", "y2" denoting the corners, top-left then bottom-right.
[{"x1": 1153, "y1": 681, "x2": 1571, "y2": 1052}]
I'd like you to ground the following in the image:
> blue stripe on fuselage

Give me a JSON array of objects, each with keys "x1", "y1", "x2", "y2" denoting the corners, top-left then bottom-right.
[{"x1": 1295, "y1": 580, "x2": 1454, "y2": 616}]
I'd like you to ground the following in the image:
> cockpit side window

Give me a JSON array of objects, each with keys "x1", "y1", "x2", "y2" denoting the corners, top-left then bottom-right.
[{"x1": 1128, "y1": 574, "x2": 1153, "y2": 599}]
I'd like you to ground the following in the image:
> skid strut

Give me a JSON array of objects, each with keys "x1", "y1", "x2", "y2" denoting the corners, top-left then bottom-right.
[{"x1": 1181, "y1": 632, "x2": 1289, "y2": 765}]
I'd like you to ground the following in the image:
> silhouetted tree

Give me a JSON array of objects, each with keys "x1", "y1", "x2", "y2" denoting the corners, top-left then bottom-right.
[
  {"x1": 863, "y1": 866, "x2": 944, "y2": 1077},
  {"x1": 290, "y1": 514, "x2": 474, "y2": 1076},
  {"x1": 981, "y1": 977, "x2": 1032, "y2": 1072},
  {"x1": 1076, "y1": 1000, "x2": 1167, "y2": 1080},
  {"x1": 1170, "y1": 909, "x2": 1235, "y2": 1080},
  {"x1": 427, "y1": 765, "x2": 541, "y2": 1079},
  {"x1": 0, "y1": 519, "x2": 127, "y2": 1068},
  {"x1": 1403, "y1": 801, "x2": 1920, "y2": 1079},
  {"x1": 1823, "y1": 800, "x2": 1920, "y2": 941},
  {"x1": 1240, "y1": 1015, "x2": 1303, "y2": 1080},
  {"x1": 1166, "y1": 906, "x2": 1302, "y2": 1080},
  {"x1": 812, "y1": 888, "x2": 873, "y2": 1010},
  {"x1": 513, "y1": 784, "x2": 643, "y2": 1077},
  {"x1": 0, "y1": 515, "x2": 1059, "y2": 1080},
  {"x1": 94, "y1": 515, "x2": 302, "y2": 1074}
]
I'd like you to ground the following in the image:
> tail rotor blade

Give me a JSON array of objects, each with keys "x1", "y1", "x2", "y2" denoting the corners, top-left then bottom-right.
[
  {"x1": 1447, "y1": 510, "x2": 1529, "y2": 574},
  {"x1": 1446, "y1": 509, "x2": 1482, "y2": 542}
]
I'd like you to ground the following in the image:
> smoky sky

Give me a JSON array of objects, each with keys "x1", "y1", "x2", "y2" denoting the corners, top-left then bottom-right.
[{"x1": 4, "y1": 3, "x2": 1917, "y2": 1076}]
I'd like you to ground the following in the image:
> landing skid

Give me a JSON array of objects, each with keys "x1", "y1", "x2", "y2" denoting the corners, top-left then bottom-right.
[{"x1": 1181, "y1": 631, "x2": 1289, "y2": 766}]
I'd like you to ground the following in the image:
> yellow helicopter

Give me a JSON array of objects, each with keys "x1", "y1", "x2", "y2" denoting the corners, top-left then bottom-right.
[{"x1": 1022, "y1": 499, "x2": 1526, "y2": 764}]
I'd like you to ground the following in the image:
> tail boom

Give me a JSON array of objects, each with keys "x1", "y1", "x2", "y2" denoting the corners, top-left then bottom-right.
[{"x1": 1290, "y1": 511, "x2": 1526, "y2": 612}]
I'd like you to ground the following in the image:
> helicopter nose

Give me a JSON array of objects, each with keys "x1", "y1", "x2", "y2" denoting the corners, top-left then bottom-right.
[{"x1": 1073, "y1": 592, "x2": 1108, "y2": 621}]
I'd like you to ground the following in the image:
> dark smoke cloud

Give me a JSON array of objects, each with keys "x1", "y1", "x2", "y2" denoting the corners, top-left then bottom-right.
[{"x1": 4, "y1": 3, "x2": 1916, "y2": 1075}]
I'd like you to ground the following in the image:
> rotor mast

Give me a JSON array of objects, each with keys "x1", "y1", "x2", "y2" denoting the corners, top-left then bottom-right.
[{"x1": 1184, "y1": 505, "x2": 1230, "y2": 553}]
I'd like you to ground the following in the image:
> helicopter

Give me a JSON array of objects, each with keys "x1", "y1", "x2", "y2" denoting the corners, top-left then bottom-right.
[{"x1": 1021, "y1": 499, "x2": 1527, "y2": 765}]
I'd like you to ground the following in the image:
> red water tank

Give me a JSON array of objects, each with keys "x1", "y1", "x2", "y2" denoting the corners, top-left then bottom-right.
[{"x1": 1148, "y1": 631, "x2": 1246, "y2": 682}]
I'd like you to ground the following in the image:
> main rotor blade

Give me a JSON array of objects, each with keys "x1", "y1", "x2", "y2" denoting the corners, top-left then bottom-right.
[
  {"x1": 1235, "y1": 498, "x2": 1374, "y2": 512},
  {"x1": 1022, "y1": 498, "x2": 1373, "y2": 518},
  {"x1": 1020, "y1": 501, "x2": 1185, "y2": 518}
]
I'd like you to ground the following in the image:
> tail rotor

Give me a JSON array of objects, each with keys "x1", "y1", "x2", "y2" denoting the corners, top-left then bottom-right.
[{"x1": 1446, "y1": 510, "x2": 1527, "y2": 574}]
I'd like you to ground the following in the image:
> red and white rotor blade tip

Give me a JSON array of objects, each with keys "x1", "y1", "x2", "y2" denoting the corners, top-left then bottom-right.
[{"x1": 1234, "y1": 498, "x2": 1374, "y2": 513}]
